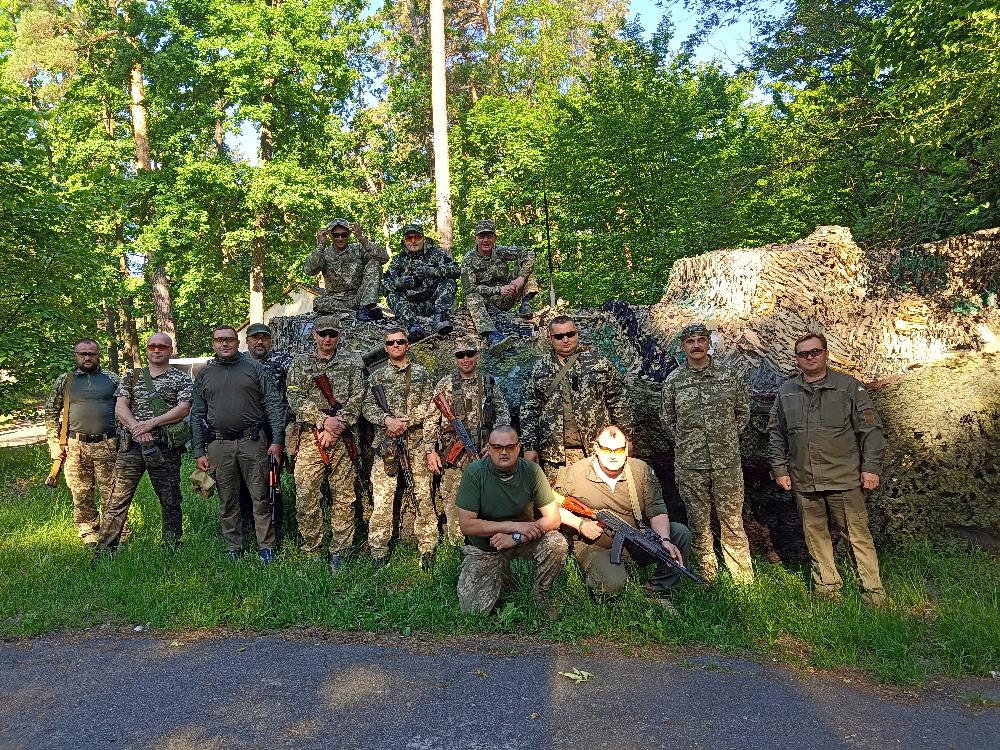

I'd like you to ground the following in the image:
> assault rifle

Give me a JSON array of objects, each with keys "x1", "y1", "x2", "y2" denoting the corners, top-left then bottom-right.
[
  {"x1": 432, "y1": 393, "x2": 480, "y2": 466},
  {"x1": 313, "y1": 374, "x2": 374, "y2": 508},
  {"x1": 268, "y1": 454, "x2": 282, "y2": 524},
  {"x1": 371, "y1": 383, "x2": 419, "y2": 511},
  {"x1": 561, "y1": 495, "x2": 705, "y2": 586}
]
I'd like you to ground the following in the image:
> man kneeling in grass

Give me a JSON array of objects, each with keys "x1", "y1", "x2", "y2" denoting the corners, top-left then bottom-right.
[{"x1": 456, "y1": 426, "x2": 568, "y2": 620}]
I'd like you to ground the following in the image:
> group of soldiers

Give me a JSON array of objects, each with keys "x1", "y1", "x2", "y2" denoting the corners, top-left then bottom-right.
[{"x1": 45, "y1": 217, "x2": 889, "y2": 619}]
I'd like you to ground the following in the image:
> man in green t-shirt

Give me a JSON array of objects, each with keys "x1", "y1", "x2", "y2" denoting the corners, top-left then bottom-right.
[{"x1": 456, "y1": 426, "x2": 568, "y2": 619}]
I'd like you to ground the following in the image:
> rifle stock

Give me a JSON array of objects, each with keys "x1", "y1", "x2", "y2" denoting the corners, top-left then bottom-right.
[{"x1": 44, "y1": 453, "x2": 65, "y2": 487}]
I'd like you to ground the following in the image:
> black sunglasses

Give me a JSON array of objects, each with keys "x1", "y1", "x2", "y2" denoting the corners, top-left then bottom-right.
[
  {"x1": 329, "y1": 232, "x2": 349, "y2": 239},
  {"x1": 795, "y1": 347, "x2": 826, "y2": 359},
  {"x1": 315, "y1": 329, "x2": 340, "y2": 339},
  {"x1": 385, "y1": 338, "x2": 408, "y2": 346},
  {"x1": 551, "y1": 330, "x2": 578, "y2": 341},
  {"x1": 454, "y1": 349, "x2": 479, "y2": 360}
]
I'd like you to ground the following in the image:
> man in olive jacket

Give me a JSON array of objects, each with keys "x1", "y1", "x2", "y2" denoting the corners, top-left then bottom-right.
[{"x1": 767, "y1": 332, "x2": 886, "y2": 606}]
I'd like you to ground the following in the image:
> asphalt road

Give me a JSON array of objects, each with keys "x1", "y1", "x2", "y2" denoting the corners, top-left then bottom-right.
[{"x1": 0, "y1": 629, "x2": 996, "y2": 750}]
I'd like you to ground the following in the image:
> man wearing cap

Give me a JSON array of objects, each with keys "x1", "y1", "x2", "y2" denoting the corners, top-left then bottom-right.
[
  {"x1": 424, "y1": 335, "x2": 511, "y2": 542},
  {"x1": 382, "y1": 223, "x2": 460, "y2": 341},
  {"x1": 191, "y1": 325, "x2": 286, "y2": 564},
  {"x1": 521, "y1": 315, "x2": 633, "y2": 486},
  {"x1": 285, "y1": 314, "x2": 366, "y2": 574},
  {"x1": 361, "y1": 327, "x2": 438, "y2": 570},
  {"x1": 305, "y1": 218, "x2": 389, "y2": 320},
  {"x1": 660, "y1": 322, "x2": 754, "y2": 585},
  {"x1": 45, "y1": 339, "x2": 121, "y2": 547},
  {"x1": 96, "y1": 332, "x2": 193, "y2": 553},
  {"x1": 460, "y1": 219, "x2": 539, "y2": 348}
]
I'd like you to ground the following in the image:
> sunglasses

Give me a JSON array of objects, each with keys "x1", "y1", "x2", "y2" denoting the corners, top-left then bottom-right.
[
  {"x1": 795, "y1": 347, "x2": 826, "y2": 359},
  {"x1": 213, "y1": 336, "x2": 237, "y2": 344},
  {"x1": 454, "y1": 350, "x2": 479, "y2": 360},
  {"x1": 385, "y1": 338, "x2": 408, "y2": 346},
  {"x1": 315, "y1": 329, "x2": 340, "y2": 339},
  {"x1": 146, "y1": 344, "x2": 171, "y2": 352},
  {"x1": 596, "y1": 444, "x2": 626, "y2": 456},
  {"x1": 329, "y1": 232, "x2": 349, "y2": 239},
  {"x1": 551, "y1": 330, "x2": 578, "y2": 341},
  {"x1": 489, "y1": 441, "x2": 520, "y2": 453},
  {"x1": 76, "y1": 351, "x2": 99, "y2": 357}
]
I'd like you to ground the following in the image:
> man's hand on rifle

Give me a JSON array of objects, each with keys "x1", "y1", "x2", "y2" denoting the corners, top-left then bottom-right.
[
  {"x1": 661, "y1": 537, "x2": 684, "y2": 566},
  {"x1": 426, "y1": 450, "x2": 442, "y2": 475},
  {"x1": 318, "y1": 430, "x2": 335, "y2": 449},
  {"x1": 578, "y1": 519, "x2": 603, "y2": 541},
  {"x1": 384, "y1": 415, "x2": 409, "y2": 438},
  {"x1": 324, "y1": 415, "x2": 346, "y2": 437},
  {"x1": 267, "y1": 443, "x2": 283, "y2": 463},
  {"x1": 196, "y1": 456, "x2": 212, "y2": 472}
]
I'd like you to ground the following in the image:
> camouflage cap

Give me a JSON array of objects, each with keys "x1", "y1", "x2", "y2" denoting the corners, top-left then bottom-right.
[
  {"x1": 189, "y1": 469, "x2": 216, "y2": 499},
  {"x1": 474, "y1": 219, "x2": 496, "y2": 235},
  {"x1": 313, "y1": 314, "x2": 345, "y2": 332},
  {"x1": 678, "y1": 323, "x2": 711, "y2": 341},
  {"x1": 453, "y1": 335, "x2": 480, "y2": 353},
  {"x1": 246, "y1": 323, "x2": 272, "y2": 337},
  {"x1": 326, "y1": 218, "x2": 351, "y2": 230},
  {"x1": 402, "y1": 223, "x2": 424, "y2": 236}
]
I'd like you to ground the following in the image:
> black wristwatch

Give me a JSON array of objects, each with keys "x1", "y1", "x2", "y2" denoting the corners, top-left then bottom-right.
[{"x1": 511, "y1": 532, "x2": 523, "y2": 545}]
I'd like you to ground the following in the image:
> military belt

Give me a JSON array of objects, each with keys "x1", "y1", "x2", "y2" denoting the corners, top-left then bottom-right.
[
  {"x1": 68, "y1": 430, "x2": 116, "y2": 443},
  {"x1": 208, "y1": 425, "x2": 263, "y2": 442}
]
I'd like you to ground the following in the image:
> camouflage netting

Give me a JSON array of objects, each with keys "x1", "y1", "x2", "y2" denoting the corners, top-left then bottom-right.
[{"x1": 273, "y1": 226, "x2": 1000, "y2": 559}]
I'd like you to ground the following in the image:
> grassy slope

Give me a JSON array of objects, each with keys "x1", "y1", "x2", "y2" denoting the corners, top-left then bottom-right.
[{"x1": 1, "y1": 445, "x2": 996, "y2": 684}]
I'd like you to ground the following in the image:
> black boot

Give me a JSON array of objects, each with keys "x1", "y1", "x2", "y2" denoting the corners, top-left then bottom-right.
[
  {"x1": 432, "y1": 311, "x2": 453, "y2": 335},
  {"x1": 407, "y1": 322, "x2": 428, "y2": 342}
]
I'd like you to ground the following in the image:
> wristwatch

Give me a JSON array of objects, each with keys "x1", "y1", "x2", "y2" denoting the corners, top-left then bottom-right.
[{"x1": 511, "y1": 532, "x2": 523, "y2": 545}]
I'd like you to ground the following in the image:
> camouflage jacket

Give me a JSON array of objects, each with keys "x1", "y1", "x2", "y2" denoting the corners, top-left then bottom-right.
[
  {"x1": 422, "y1": 371, "x2": 512, "y2": 453},
  {"x1": 286, "y1": 349, "x2": 365, "y2": 429},
  {"x1": 45, "y1": 369, "x2": 121, "y2": 450},
  {"x1": 251, "y1": 348, "x2": 293, "y2": 410},
  {"x1": 460, "y1": 245, "x2": 534, "y2": 297},
  {"x1": 520, "y1": 347, "x2": 633, "y2": 463},
  {"x1": 303, "y1": 241, "x2": 389, "y2": 296},
  {"x1": 362, "y1": 360, "x2": 435, "y2": 446},
  {"x1": 116, "y1": 366, "x2": 194, "y2": 434},
  {"x1": 382, "y1": 242, "x2": 460, "y2": 301},
  {"x1": 660, "y1": 358, "x2": 749, "y2": 470}
]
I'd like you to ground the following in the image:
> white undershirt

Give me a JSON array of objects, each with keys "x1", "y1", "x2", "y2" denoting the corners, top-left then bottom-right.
[{"x1": 592, "y1": 458, "x2": 623, "y2": 493}]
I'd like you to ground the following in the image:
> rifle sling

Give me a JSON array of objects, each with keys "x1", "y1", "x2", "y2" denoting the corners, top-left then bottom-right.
[
  {"x1": 623, "y1": 462, "x2": 645, "y2": 529},
  {"x1": 544, "y1": 352, "x2": 581, "y2": 401}
]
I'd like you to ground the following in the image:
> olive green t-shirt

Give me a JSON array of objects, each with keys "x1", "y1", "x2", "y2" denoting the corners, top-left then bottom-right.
[{"x1": 456, "y1": 457, "x2": 554, "y2": 551}]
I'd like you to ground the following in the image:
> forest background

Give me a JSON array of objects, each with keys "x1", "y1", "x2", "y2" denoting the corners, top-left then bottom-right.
[{"x1": 2, "y1": 0, "x2": 998, "y2": 416}]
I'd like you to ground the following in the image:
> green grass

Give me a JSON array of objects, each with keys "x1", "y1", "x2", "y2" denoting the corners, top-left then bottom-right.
[{"x1": 2, "y1": 444, "x2": 997, "y2": 684}]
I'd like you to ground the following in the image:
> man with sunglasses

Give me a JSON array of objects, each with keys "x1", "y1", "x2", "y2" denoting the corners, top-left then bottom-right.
[
  {"x1": 286, "y1": 315, "x2": 366, "y2": 574},
  {"x1": 456, "y1": 426, "x2": 568, "y2": 620},
  {"x1": 460, "y1": 219, "x2": 539, "y2": 349},
  {"x1": 660, "y1": 323, "x2": 754, "y2": 585},
  {"x1": 191, "y1": 326, "x2": 286, "y2": 564},
  {"x1": 424, "y1": 335, "x2": 511, "y2": 542},
  {"x1": 96, "y1": 333, "x2": 193, "y2": 553},
  {"x1": 382, "y1": 223, "x2": 460, "y2": 341},
  {"x1": 361, "y1": 327, "x2": 438, "y2": 569},
  {"x1": 521, "y1": 315, "x2": 632, "y2": 485},
  {"x1": 305, "y1": 218, "x2": 389, "y2": 321},
  {"x1": 768, "y1": 332, "x2": 887, "y2": 606},
  {"x1": 556, "y1": 425, "x2": 692, "y2": 608},
  {"x1": 45, "y1": 339, "x2": 121, "y2": 548}
]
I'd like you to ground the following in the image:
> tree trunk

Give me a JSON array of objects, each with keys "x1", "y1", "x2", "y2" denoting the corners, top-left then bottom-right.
[
  {"x1": 250, "y1": 213, "x2": 267, "y2": 325},
  {"x1": 129, "y1": 62, "x2": 152, "y2": 171},
  {"x1": 103, "y1": 302, "x2": 120, "y2": 372},
  {"x1": 152, "y1": 266, "x2": 176, "y2": 337},
  {"x1": 430, "y1": 0, "x2": 453, "y2": 252}
]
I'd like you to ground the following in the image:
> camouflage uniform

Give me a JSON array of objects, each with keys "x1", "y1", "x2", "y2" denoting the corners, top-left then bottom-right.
[
  {"x1": 423, "y1": 366, "x2": 511, "y2": 542},
  {"x1": 457, "y1": 532, "x2": 568, "y2": 613},
  {"x1": 305, "y1": 239, "x2": 390, "y2": 314},
  {"x1": 362, "y1": 360, "x2": 438, "y2": 558},
  {"x1": 660, "y1": 356, "x2": 754, "y2": 584},
  {"x1": 97, "y1": 366, "x2": 194, "y2": 550},
  {"x1": 255, "y1": 348, "x2": 294, "y2": 411},
  {"x1": 382, "y1": 238, "x2": 460, "y2": 330},
  {"x1": 460, "y1": 245, "x2": 539, "y2": 334},
  {"x1": 286, "y1": 349, "x2": 365, "y2": 556},
  {"x1": 45, "y1": 369, "x2": 120, "y2": 544},
  {"x1": 520, "y1": 347, "x2": 633, "y2": 485}
]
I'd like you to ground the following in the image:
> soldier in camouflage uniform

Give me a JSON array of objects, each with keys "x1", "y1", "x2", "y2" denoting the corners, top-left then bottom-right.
[
  {"x1": 521, "y1": 315, "x2": 633, "y2": 486},
  {"x1": 424, "y1": 335, "x2": 511, "y2": 542},
  {"x1": 192, "y1": 326, "x2": 285, "y2": 564},
  {"x1": 660, "y1": 323, "x2": 754, "y2": 585},
  {"x1": 96, "y1": 333, "x2": 193, "y2": 552},
  {"x1": 305, "y1": 218, "x2": 389, "y2": 320},
  {"x1": 382, "y1": 223, "x2": 460, "y2": 341},
  {"x1": 286, "y1": 314, "x2": 366, "y2": 574},
  {"x1": 456, "y1": 426, "x2": 568, "y2": 620},
  {"x1": 362, "y1": 327, "x2": 438, "y2": 570},
  {"x1": 45, "y1": 339, "x2": 121, "y2": 546},
  {"x1": 460, "y1": 219, "x2": 539, "y2": 348}
]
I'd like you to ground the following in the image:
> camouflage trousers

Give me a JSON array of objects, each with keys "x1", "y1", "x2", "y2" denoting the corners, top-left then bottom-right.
[
  {"x1": 386, "y1": 280, "x2": 457, "y2": 329},
  {"x1": 98, "y1": 443, "x2": 183, "y2": 551},
  {"x1": 294, "y1": 433, "x2": 357, "y2": 556},
  {"x1": 572, "y1": 521, "x2": 692, "y2": 595},
  {"x1": 675, "y1": 465, "x2": 754, "y2": 585},
  {"x1": 313, "y1": 265, "x2": 384, "y2": 314},
  {"x1": 369, "y1": 437, "x2": 438, "y2": 558},
  {"x1": 465, "y1": 271, "x2": 539, "y2": 334},
  {"x1": 795, "y1": 487, "x2": 885, "y2": 604},
  {"x1": 207, "y1": 437, "x2": 275, "y2": 552},
  {"x1": 437, "y1": 462, "x2": 467, "y2": 543},
  {"x1": 457, "y1": 531, "x2": 568, "y2": 614},
  {"x1": 541, "y1": 448, "x2": 586, "y2": 487},
  {"x1": 64, "y1": 436, "x2": 117, "y2": 543}
]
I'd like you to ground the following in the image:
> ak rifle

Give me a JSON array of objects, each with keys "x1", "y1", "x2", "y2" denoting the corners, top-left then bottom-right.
[
  {"x1": 433, "y1": 393, "x2": 480, "y2": 466},
  {"x1": 371, "y1": 383, "x2": 419, "y2": 511},
  {"x1": 313, "y1": 373, "x2": 374, "y2": 508}
]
